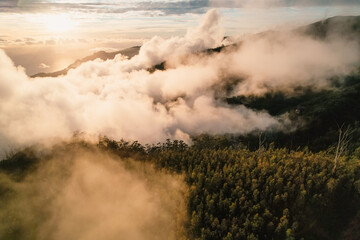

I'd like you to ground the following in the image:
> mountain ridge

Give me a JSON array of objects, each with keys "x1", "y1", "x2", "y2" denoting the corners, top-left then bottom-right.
[
  {"x1": 31, "y1": 15, "x2": 360, "y2": 78},
  {"x1": 31, "y1": 46, "x2": 141, "y2": 78}
]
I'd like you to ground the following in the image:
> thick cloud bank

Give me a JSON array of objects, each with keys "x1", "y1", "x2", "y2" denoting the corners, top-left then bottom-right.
[{"x1": 0, "y1": 9, "x2": 359, "y2": 152}]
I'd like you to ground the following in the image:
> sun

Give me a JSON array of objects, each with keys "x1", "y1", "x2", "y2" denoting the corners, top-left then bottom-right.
[{"x1": 42, "y1": 14, "x2": 77, "y2": 33}]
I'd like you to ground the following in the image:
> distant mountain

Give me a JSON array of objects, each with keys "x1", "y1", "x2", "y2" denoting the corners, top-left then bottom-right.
[
  {"x1": 297, "y1": 15, "x2": 360, "y2": 40},
  {"x1": 32, "y1": 16, "x2": 360, "y2": 78},
  {"x1": 31, "y1": 46, "x2": 140, "y2": 78}
]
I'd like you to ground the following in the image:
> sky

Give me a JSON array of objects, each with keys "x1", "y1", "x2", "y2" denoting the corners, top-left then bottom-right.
[{"x1": 1, "y1": 0, "x2": 360, "y2": 74}]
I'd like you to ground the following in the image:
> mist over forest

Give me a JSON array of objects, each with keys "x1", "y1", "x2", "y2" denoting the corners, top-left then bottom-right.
[{"x1": 1, "y1": 8, "x2": 360, "y2": 240}]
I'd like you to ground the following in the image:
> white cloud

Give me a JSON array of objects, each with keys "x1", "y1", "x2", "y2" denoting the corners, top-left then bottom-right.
[
  {"x1": 0, "y1": 9, "x2": 359, "y2": 153},
  {"x1": 89, "y1": 47, "x2": 119, "y2": 53},
  {"x1": 38, "y1": 62, "x2": 50, "y2": 69},
  {"x1": 209, "y1": 0, "x2": 360, "y2": 8},
  {"x1": 0, "y1": 10, "x2": 279, "y2": 151}
]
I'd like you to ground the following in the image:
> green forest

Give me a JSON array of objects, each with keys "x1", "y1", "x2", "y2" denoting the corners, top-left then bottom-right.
[{"x1": 1, "y1": 135, "x2": 360, "y2": 240}]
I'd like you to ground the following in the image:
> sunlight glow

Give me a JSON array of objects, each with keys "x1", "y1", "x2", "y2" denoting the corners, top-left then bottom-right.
[{"x1": 42, "y1": 14, "x2": 77, "y2": 33}]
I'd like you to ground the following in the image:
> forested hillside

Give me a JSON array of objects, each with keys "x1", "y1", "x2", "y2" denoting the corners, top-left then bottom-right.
[
  {"x1": 227, "y1": 70, "x2": 360, "y2": 152},
  {"x1": 105, "y1": 138, "x2": 360, "y2": 240},
  {"x1": 0, "y1": 137, "x2": 359, "y2": 240}
]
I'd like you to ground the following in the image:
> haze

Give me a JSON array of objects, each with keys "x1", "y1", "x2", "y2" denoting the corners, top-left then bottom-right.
[{"x1": 1, "y1": 0, "x2": 360, "y2": 75}]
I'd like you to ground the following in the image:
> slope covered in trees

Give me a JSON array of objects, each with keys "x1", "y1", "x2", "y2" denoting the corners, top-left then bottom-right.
[
  {"x1": 226, "y1": 70, "x2": 360, "y2": 152},
  {"x1": 0, "y1": 138, "x2": 359, "y2": 240}
]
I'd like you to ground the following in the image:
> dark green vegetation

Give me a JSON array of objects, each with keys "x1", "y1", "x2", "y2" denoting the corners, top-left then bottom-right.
[
  {"x1": 1, "y1": 137, "x2": 360, "y2": 240},
  {"x1": 103, "y1": 138, "x2": 360, "y2": 240},
  {"x1": 226, "y1": 70, "x2": 360, "y2": 153}
]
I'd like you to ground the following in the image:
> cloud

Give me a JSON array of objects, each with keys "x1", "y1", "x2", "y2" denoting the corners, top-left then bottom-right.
[
  {"x1": 225, "y1": 31, "x2": 360, "y2": 95},
  {"x1": 38, "y1": 63, "x2": 50, "y2": 69},
  {"x1": 0, "y1": 10, "x2": 279, "y2": 151},
  {"x1": 0, "y1": 9, "x2": 359, "y2": 153},
  {"x1": 2, "y1": 38, "x2": 145, "y2": 76},
  {"x1": 1, "y1": 0, "x2": 359, "y2": 15},
  {"x1": 89, "y1": 47, "x2": 119, "y2": 53},
  {"x1": 0, "y1": 0, "x2": 209, "y2": 15},
  {"x1": 134, "y1": 0, "x2": 209, "y2": 15},
  {"x1": 129, "y1": 9, "x2": 224, "y2": 69},
  {"x1": 209, "y1": 0, "x2": 360, "y2": 8},
  {"x1": 0, "y1": 147, "x2": 187, "y2": 240}
]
